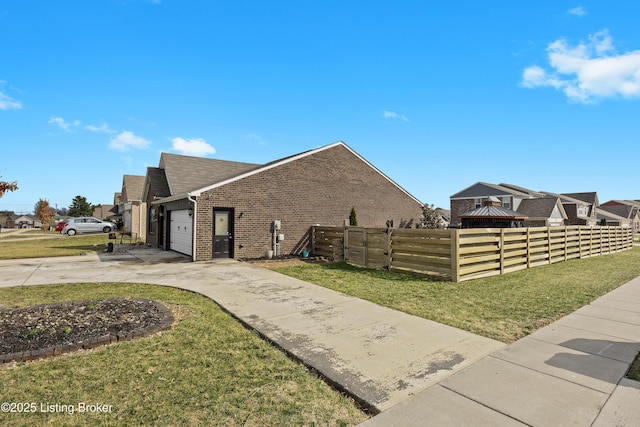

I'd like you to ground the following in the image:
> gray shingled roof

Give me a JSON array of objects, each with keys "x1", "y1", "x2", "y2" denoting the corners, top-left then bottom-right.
[
  {"x1": 159, "y1": 153, "x2": 260, "y2": 196},
  {"x1": 517, "y1": 197, "x2": 567, "y2": 219},
  {"x1": 460, "y1": 205, "x2": 527, "y2": 219},
  {"x1": 146, "y1": 167, "x2": 171, "y2": 199},
  {"x1": 450, "y1": 182, "x2": 534, "y2": 199},
  {"x1": 562, "y1": 192, "x2": 598, "y2": 206},
  {"x1": 598, "y1": 204, "x2": 637, "y2": 219},
  {"x1": 122, "y1": 175, "x2": 145, "y2": 202}
]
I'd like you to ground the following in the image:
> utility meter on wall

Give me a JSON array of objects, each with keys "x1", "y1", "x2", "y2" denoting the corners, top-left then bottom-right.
[{"x1": 273, "y1": 220, "x2": 281, "y2": 231}]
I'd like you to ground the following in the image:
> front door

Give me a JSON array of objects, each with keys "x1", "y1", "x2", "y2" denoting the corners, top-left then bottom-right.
[{"x1": 213, "y1": 209, "x2": 233, "y2": 258}]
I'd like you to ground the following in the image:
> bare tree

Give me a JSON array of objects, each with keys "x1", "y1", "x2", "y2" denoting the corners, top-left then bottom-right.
[
  {"x1": 35, "y1": 199, "x2": 56, "y2": 233},
  {"x1": 0, "y1": 177, "x2": 18, "y2": 198}
]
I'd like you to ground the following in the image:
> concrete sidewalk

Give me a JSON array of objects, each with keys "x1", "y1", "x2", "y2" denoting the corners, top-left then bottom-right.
[
  {"x1": 0, "y1": 250, "x2": 503, "y2": 413},
  {"x1": 360, "y1": 276, "x2": 640, "y2": 426}
]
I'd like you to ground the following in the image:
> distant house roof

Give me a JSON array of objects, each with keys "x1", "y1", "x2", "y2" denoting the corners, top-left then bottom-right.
[
  {"x1": 122, "y1": 175, "x2": 146, "y2": 202},
  {"x1": 498, "y1": 183, "x2": 545, "y2": 198},
  {"x1": 450, "y1": 182, "x2": 539, "y2": 199},
  {"x1": 595, "y1": 207, "x2": 630, "y2": 224},
  {"x1": 460, "y1": 205, "x2": 527, "y2": 219},
  {"x1": 517, "y1": 197, "x2": 568, "y2": 220},
  {"x1": 562, "y1": 192, "x2": 599, "y2": 206},
  {"x1": 598, "y1": 203, "x2": 638, "y2": 219}
]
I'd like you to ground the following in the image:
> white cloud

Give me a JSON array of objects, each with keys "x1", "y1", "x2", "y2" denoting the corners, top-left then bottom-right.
[
  {"x1": 0, "y1": 91, "x2": 21, "y2": 110},
  {"x1": 568, "y1": 6, "x2": 587, "y2": 17},
  {"x1": 245, "y1": 133, "x2": 266, "y2": 145},
  {"x1": 521, "y1": 29, "x2": 640, "y2": 103},
  {"x1": 383, "y1": 110, "x2": 409, "y2": 122},
  {"x1": 109, "y1": 131, "x2": 151, "y2": 151},
  {"x1": 85, "y1": 122, "x2": 116, "y2": 133},
  {"x1": 0, "y1": 81, "x2": 22, "y2": 111},
  {"x1": 48, "y1": 117, "x2": 79, "y2": 131},
  {"x1": 171, "y1": 137, "x2": 216, "y2": 156}
]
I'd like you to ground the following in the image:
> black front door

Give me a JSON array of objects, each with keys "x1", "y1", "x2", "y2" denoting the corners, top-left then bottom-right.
[{"x1": 213, "y1": 209, "x2": 233, "y2": 258}]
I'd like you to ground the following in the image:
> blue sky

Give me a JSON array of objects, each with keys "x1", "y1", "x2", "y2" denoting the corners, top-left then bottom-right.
[{"x1": 2, "y1": 1, "x2": 639, "y2": 214}]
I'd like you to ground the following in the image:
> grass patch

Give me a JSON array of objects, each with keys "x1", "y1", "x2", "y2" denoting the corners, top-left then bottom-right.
[
  {"x1": 0, "y1": 283, "x2": 368, "y2": 426},
  {"x1": 627, "y1": 354, "x2": 640, "y2": 382},
  {"x1": 0, "y1": 234, "x2": 112, "y2": 259},
  {"x1": 271, "y1": 248, "x2": 640, "y2": 343}
]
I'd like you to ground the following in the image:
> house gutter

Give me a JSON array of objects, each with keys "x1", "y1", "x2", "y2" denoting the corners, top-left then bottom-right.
[{"x1": 188, "y1": 193, "x2": 197, "y2": 262}]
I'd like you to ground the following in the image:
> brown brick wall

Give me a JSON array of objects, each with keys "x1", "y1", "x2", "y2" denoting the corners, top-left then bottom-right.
[
  {"x1": 194, "y1": 144, "x2": 422, "y2": 260},
  {"x1": 450, "y1": 199, "x2": 476, "y2": 228}
]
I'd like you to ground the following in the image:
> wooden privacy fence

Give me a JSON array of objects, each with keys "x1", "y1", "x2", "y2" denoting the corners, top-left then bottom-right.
[{"x1": 311, "y1": 225, "x2": 634, "y2": 282}]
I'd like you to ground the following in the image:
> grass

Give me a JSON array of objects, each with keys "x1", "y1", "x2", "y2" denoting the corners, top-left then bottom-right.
[
  {"x1": 0, "y1": 234, "x2": 112, "y2": 259},
  {"x1": 0, "y1": 283, "x2": 368, "y2": 426},
  {"x1": 628, "y1": 354, "x2": 640, "y2": 381},
  {"x1": 270, "y1": 248, "x2": 640, "y2": 343}
]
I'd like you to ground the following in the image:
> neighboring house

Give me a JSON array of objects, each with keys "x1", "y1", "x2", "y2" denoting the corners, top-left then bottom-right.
[
  {"x1": 450, "y1": 182, "x2": 544, "y2": 227},
  {"x1": 143, "y1": 141, "x2": 423, "y2": 261},
  {"x1": 6, "y1": 214, "x2": 42, "y2": 229},
  {"x1": 437, "y1": 208, "x2": 450, "y2": 229},
  {"x1": 517, "y1": 197, "x2": 567, "y2": 227},
  {"x1": 599, "y1": 200, "x2": 640, "y2": 232},
  {"x1": 544, "y1": 192, "x2": 599, "y2": 226},
  {"x1": 92, "y1": 204, "x2": 115, "y2": 220},
  {"x1": 119, "y1": 175, "x2": 147, "y2": 239},
  {"x1": 595, "y1": 207, "x2": 632, "y2": 227}
]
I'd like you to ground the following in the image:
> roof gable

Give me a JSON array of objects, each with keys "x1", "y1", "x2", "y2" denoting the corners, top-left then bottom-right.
[
  {"x1": 189, "y1": 141, "x2": 422, "y2": 204},
  {"x1": 517, "y1": 197, "x2": 568, "y2": 219}
]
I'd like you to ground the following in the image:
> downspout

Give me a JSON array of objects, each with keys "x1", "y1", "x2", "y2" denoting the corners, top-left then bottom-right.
[{"x1": 188, "y1": 193, "x2": 197, "y2": 262}]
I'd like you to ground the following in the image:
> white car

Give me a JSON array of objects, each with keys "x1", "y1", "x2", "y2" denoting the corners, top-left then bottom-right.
[{"x1": 62, "y1": 217, "x2": 118, "y2": 236}]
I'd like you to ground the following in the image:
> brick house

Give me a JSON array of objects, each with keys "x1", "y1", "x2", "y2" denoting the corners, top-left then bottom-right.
[{"x1": 142, "y1": 141, "x2": 422, "y2": 261}]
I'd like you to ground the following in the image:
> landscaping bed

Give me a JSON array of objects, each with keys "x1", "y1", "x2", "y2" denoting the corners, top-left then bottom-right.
[{"x1": 0, "y1": 298, "x2": 173, "y2": 363}]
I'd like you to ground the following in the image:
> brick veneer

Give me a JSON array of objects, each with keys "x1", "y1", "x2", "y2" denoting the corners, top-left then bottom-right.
[
  {"x1": 450, "y1": 199, "x2": 477, "y2": 228},
  {"x1": 193, "y1": 144, "x2": 422, "y2": 260}
]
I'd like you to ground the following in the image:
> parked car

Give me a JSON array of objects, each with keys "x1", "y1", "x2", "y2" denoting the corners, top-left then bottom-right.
[
  {"x1": 62, "y1": 217, "x2": 118, "y2": 236},
  {"x1": 55, "y1": 220, "x2": 68, "y2": 232}
]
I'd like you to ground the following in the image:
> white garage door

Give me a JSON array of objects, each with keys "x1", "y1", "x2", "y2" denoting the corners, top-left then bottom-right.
[{"x1": 170, "y1": 210, "x2": 193, "y2": 256}]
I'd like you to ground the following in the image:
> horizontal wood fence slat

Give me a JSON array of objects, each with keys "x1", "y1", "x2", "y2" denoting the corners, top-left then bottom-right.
[{"x1": 311, "y1": 225, "x2": 634, "y2": 282}]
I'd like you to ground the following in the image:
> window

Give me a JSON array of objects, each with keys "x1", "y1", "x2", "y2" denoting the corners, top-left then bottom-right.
[
  {"x1": 474, "y1": 198, "x2": 482, "y2": 209},
  {"x1": 501, "y1": 197, "x2": 511, "y2": 209},
  {"x1": 148, "y1": 207, "x2": 157, "y2": 234}
]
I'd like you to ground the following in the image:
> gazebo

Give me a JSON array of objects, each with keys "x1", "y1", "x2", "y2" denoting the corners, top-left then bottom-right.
[{"x1": 459, "y1": 197, "x2": 528, "y2": 228}]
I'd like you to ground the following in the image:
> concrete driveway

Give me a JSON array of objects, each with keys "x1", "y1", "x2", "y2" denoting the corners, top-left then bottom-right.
[{"x1": 0, "y1": 249, "x2": 504, "y2": 413}]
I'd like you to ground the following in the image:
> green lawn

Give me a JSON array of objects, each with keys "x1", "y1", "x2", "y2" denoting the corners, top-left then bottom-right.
[
  {"x1": 0, "y1": 283, "x2": 368, "y2": 427},
  {"x1": 271, "y1": 248, "x2": 640, "y2": 343},
  {"x1": 0, "y1": 234, "x2": 112, "y2": 259}
]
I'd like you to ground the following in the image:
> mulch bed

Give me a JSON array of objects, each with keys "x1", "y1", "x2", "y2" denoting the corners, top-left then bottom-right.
[{"x1": 0, "y1": 298, "x2": 173, "y2": 364}]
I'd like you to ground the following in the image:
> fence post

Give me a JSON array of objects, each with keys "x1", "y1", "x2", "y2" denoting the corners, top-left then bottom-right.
[
  {"x1": 450, "y1": 229, "x2": 460, "y2": 282},
  {"x1": 500, "y1": 228, "x2": 505, "y2": 275},
  {"x1": 547, "y1": 227, "x2": 552, "y2": 264},
  {"x1": 526, "y1": 228, "x2": 531, "y2": 268},
  {"x1": 343, "y1": 226, "x2": 349, "y2": 262},
  {"x1": 386, "y1": 228, "x2": 392, "y2": 270}
]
